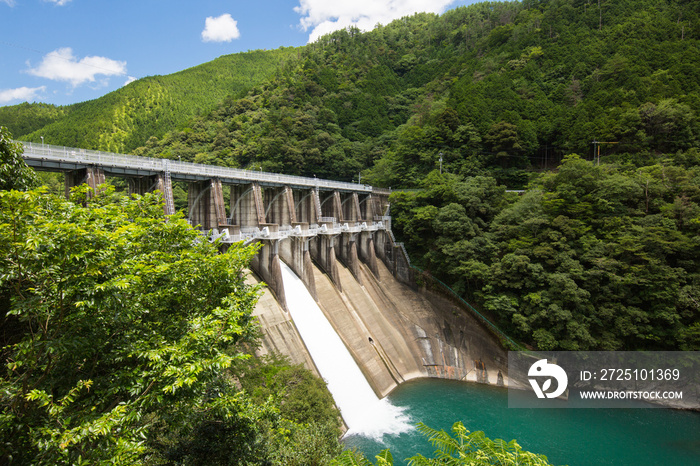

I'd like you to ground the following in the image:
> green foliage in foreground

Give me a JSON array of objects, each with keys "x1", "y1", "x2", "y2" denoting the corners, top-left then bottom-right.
[
  {"x1": 0, "y1": 126, "x2": 37, "y2": 191},
  {"x1": 0, "y1": 187, "x2": 262, "y2": 463},
  {"x1": 406, "y1": 422, "x2": 553, "y2": 466},
  {"x1": 0, "y1": 184, "x2": 345, "y2": 465},
  {"x1": 333, "y1": 422, "x2": 554, "y2": 466},
  {"x1": 392, "y1": 153, "x2": 700, "y2": 351}
]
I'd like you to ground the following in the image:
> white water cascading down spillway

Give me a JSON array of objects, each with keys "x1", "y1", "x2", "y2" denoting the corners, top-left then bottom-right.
[{"x1": 279, "y1": 262, "x2": 412, "y2": 440}]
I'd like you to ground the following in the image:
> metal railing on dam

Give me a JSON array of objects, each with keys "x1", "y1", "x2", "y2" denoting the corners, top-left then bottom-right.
[
  {"x1": 210, "y1": 219, "x2": 388, "y2": 245},
  {"x1": 18, "y1": 141, "x2": 385, "y2": 194}
]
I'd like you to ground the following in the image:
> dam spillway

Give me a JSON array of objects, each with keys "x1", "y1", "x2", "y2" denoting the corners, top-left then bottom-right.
[
  {"x1": 251, "y1": 247, "x2": 510, "y2": 405},
  {"x1": 279, "y1": 261, "x2": 411, "y2": 438}
]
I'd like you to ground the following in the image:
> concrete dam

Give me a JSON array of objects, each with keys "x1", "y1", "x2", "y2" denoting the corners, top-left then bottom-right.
[
  {"x1": 21, "y1": 141, "x2": 511, "y2": 414},
  {"x1": 252, "y1": 232, "x2": 508, "y2": 399}
]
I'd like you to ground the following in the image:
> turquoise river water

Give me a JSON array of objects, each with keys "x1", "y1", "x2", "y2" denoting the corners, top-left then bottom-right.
[{"x1": 343, "y1": 379, "x2": 700, "y2": 466}]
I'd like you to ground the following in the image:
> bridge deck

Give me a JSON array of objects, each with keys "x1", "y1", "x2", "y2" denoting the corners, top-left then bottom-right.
[{"x1": 19, "y1": 141, "x2": 389, "y2": 194}]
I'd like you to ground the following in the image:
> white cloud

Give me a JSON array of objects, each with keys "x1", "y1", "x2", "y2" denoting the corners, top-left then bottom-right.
[
  {"x1": 3, "y1": 0, "x2": 71, "y2": 6},
  {"x1": 295, "y1": 0, "x2": 457, "y2": 42},
  {"x1": 202, "y1": 14, "x2": 241, "y2": 43},
  {"x1": 0, "y1": 86, "x2": 47, "y2": 104},
  {"x1": 26, "y1": 47, "x2": 127, "y2": 87},
  {"x1": 124, "y1": 76, "x2": 137, "y2": 86}
]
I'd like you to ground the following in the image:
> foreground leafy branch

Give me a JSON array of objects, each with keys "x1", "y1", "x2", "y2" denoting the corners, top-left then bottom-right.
[
  {"x1": 0, "y1": 186, "x2": 262, "y2": 464},
  {"x1": 408, "y1": 422, "x2": 553, "y2": 466},
  {"x1": 332, "y1": 422, "x2": 554, "y2": 466}
]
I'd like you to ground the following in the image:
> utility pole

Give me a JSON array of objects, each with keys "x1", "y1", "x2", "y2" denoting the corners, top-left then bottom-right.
[
  {"x1": 439, "y1": 152, "x2": 443, "y2": 174},
  {"x1": 592, "y1": 139, "x2": 598, "y2": 164},
  {"x1": 592, "y1": 140, "x2": 618, "y2": 166}
]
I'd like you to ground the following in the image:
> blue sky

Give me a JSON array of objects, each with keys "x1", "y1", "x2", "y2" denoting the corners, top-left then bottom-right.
[{"x1": 1, "y1": 0, "x2": 479, "y2": 107}]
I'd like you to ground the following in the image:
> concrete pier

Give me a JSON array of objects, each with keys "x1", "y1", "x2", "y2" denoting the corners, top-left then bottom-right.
[
  {"x1": 128, "y1": 174, "x2": 160, "y2": 196},
  {"x1": 188, "y1": 179, "x2": 227, "y2": 230},
  {"x1": 310, "y1": 227, "x2": 342, "y2": 291},
  {"x1": 230, "y1": 183, "x2": 265, "y2": 228},
  {"x1": 65, "y1": 166, "x2": 105, "y2": 198},
  {"x1": 358, "y1": 230, "x2": 380, "y2": 277},
  {"x1": 250, "y1": 228, "x2": 286, "y2": 311},
  {"x1": 279, "y1": 227, "x2": 317, "y2": 300},
  {"x1": 264, "y1": 186, "x2": 296, "y2": 225},
  {"x1": 337, "y1": 231, "x2": 361, "y2": 283}
]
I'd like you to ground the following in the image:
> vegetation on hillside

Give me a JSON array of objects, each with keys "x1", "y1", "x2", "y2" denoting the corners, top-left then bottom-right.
[
  {"x1": 393, "y1": 152, "x2": 700, "y2": 351},
  {"x1": 0, "y1": 103, "x2": 68, "y2": 138},
  {"x1": 1, "y1": 48, "x2": 299, "y2": 153},
  {"x1": 132, "y1": 0, "x2": 698, "y2": 188}
]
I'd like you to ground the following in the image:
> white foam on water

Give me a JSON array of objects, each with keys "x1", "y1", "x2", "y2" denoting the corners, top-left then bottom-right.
[{"x1": 279, "y1": 262, "x2": 413, "y2": 440}]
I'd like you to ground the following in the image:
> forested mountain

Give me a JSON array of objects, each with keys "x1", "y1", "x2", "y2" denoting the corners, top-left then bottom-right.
[
  {"x1": 132, "y1": 0, "x2": 698, "y2": 187},
  {"x1": 0, "y1": 47, "x2": 299, "y2": 152},
  {"x1": 0, "y1": 102, "x2": 68, "y2": 137}
]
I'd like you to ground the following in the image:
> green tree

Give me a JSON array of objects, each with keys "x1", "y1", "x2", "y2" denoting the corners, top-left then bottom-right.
[
  {"x1": 638, "y1": 99, "x2": 696, "y2": 152},
  {"x1": 0, "y1": 126, "x2": 37, "y2": 191},
  {"x1": 0, "y1": 187, "x2": 263, "y2": 464},
  {"x1": 407, "y1": 422, "x2": 553, "y2": 466},
  {"x1": 235, "y1": 354, "x2": 341, "y2": 428},
  {"x1": 484, "y1": 122, "x2": 523, "y2": 156}
]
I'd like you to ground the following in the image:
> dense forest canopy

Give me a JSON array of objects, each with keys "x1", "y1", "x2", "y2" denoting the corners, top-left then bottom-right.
[
  {"x1": 125, "y1": 0, "x2": 698, "y2": 188},
  {"x1": 393, "y1": 153, "x2": 700, "y2": 351}
]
